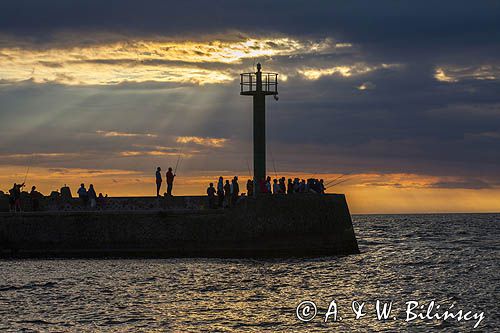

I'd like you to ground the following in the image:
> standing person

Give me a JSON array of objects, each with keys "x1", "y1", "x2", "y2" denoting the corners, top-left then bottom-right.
[
  {"x1": 231, "y1": 176, "x2": 239, "y2": 206},
  {"x1": 98, "y1": 193, "x2": 105, "y2": 210},
  {"x1": 10, "y1": 182, "x2": 24, "y2": 212},
  {"x1": 223, "y1": 179, "x2": 231, "y2": 207},
  {"x1": 246, "y1": 179, "x2": 254, "y2": 197},
  {"x1": 258, "y1": 178, "x2": 267, "y2": 194},
  {"x1": 265, "y1": 176, "x2": 272, "y2": 193},
  {"x1": 166, "y1": 167, "x2": 175, "y2": 196},
  {"x1": 155, "y1": 167, "x2": 162, "y2": 197},
  {"x1": 217, "y1": 177, "x2": 224, "y2": 208},
  {"x1": 30, "y1": 186, "x2": 40, "y2": 211},
  {"x1": 299, "y1": 179, "x2": 307, "y2": 193},
  {"x1": 8, "y1": 184, "x2": 16, "y2": 212},
  {"x1": 279, "y1": 177, "x2": 286, "y2": 193},
  {"x1": 207, "y1": 182, "x2": 216, "y2": 209},
  {"x1": 293, "y1": 178, "x2": 300, "y2": 193},
  {"x1": 287, "y1": 178, "x2": 293, "y2": 194},
  {"x1": 77, "y1": 183, "x2": 88, "y2": 208},
  {"x1": 273, "y1": 179, "x2": 280, "y2": 194},
  {"x1": 14, "y1": 182, "x2": 24, "y2": 212},
  {"x1": 88, "y1": 184, "x2": 97, "y2": 209},
  {"x1": 319, "y1": 179, "x2": 325, "y2": 194}
]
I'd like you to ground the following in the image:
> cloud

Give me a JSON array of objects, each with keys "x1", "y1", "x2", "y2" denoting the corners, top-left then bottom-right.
[
  {"x1": 0, "y1": 35, "x2": 344, "y2": 85},
  {"x1": 435, "y1": 65, "x2": 500, "y2": 82},
  {"x1": 96, "y1": 130, "x2": 157, "y2": 138},
  {"x1": 429, "y1": 179, "x2": 492, "y2": 190},
  {"x1": 176, "y1": 136, "x2": 228, "y2": 148},
  {"x1": 298, "y1": 63, "x2": 399, "y2": 80},
  {"x1": 358, "y1": 81, "x2": 376, "y2": 90}
]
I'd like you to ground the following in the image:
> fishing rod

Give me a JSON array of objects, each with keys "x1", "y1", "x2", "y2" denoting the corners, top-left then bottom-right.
[
  {"x1": 271, "y1": 154, "x2": 278, "y2": 179},
  {"x1": 22, "y1": 154, "x2": 35, "y2": 187},
  {"x1": 245, "y1": 158, "x2": 252, "y2": 178},
  {"x1": 326, "y1": 177, "x2": 351, "y2": 190},
  {"x1": 324, "y1": 173, "x2": 349, "y2": 187},
  {"x1": 174, "y1": 142, "x2": 185, "y2": 175}
]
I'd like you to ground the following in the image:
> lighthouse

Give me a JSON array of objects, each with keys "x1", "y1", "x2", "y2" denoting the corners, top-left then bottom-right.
[{"x1": 240, "y1": 63, "x2": 278, "y2": 195}]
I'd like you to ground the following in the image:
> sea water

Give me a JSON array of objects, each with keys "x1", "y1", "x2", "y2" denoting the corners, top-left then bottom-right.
[{"x1": 0, "y1": 214, "x2": 498, "y2": 332}]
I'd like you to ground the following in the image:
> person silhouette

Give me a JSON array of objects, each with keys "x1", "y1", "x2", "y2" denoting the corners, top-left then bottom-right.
[
  {"x1": 207, "y1": 182, "x2": 216, "y2": 209},
  {"x1": 155, "y1": 167, "x2": 162, "y2": 197},
  {"x1": 231, "y1": 176, "x2": 239, "y2": 206},
  {"x1": 88, "y1": 184, "x2": 97, "y2": 209},
  {"x1": 77, "y1": 183, "x2": 88, "y2": 208},
  {"x1": 166, "y1": 167, "x2": 175, "y2": 196},
  {"x1": 217, "y1": 177, "x2": 224, "y2": 208}
]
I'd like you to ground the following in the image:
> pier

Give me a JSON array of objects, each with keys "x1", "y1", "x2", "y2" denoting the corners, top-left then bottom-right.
[{"x1": 0, "y1": 194, "x2": 359, "y2": 258}]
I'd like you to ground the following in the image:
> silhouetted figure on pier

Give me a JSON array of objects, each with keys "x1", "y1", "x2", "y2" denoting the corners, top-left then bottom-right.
[
  {"x1": 30, "y1": 186, "x2": 41, "y2": 211},
  {"x1": 273, "y1": 179, "x2": 280, "y2": 194},
  {"x1": 224, "y1": 179, "x2": 231, "y2": 207},
  {"x1": 88, "y1": 184, "x2": 97, "y2": 209},
  {"x1": 299, "y1": 179, "x2": 307, "y2": 193},
  {"x1": 279, "y1": 177, "x2": 286, "y2": 193},
  {"x1": 166, "y1": 167, "x2": 175, "y2": 196},
  {"x1": 217, "y1": 177, "x2": 224, "y2": 208},
  {"x1": 77, "y1": 183, "x2": 88, "y2": 208},
  {"x1": 319, "y1": 179, "x2": 325, "y2": 194},
  {"x1": 293, "y1": 178, "x2": 300, "y2": 193},
  {"x1": 265, "y1": 176, "x2": 272, "y2": 193},
  {"x1": 207, "y1": 182, "x2": 216, "y2": 209},
  {"x1": 155, "y1": 167, "x2": 162, "y2": 197},
  {"x1": 247, "y1": 179, "x2": 254, "y2": 197},
  {"x1": 287, "y1": 178, "x2": 293, "y2": 194},
  {"x1": 9, "y1": 182, "x2": 24, "y2": 212},
  {"x1": 258, "y1": 178, "x2": 266, "y2": 194},
  {"x1": 98, "y1": 193, "x2": 106, "y2": 210},
  {"x1": 231, "y1": 176, "x2": 239, "y2": 206}
]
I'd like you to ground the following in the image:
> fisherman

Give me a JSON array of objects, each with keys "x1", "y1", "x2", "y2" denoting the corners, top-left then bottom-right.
[
  {"x1": 166, "y1": 167, "x2": 176, "y2": 196},
  {"x1": 207, "y1": 182, "x2": 216, "y2": 209},
  {"x1": 88, "y1": 184, "x2": 97, "y2": 209},
  {"x1": 30, "y1": 185, "x2": 41, "y2": 211},
  {"x1": 8, "y1": 185, "x2": 15, "y2": 212},
  {"x1": 155, "y1": 167, "x2": 162, "y2": 197},
  {"x1": 224, "y1": 179, "x2": 231, "y2": 207},
  {"x1": 246, "y1": 179, "x2": 254, "y2": 197},
  {"x1": 231, "y1": 176, "x2": 239, "y2": 206},
  {"x1": 217, "y1": 176, "x2": 225, "y2": 208},
  {"x1": 10, "y1": 182, "x2": 25, "y2": 212},
  {"x1": 319, "y1": 179, "x2": 325, "y2": 194},
  {"x1": 77, "y1": 183, "x2": 88, "y2": 208}
]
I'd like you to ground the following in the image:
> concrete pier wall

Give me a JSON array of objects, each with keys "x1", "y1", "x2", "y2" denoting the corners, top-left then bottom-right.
[{"x1": 0, "y1": 194, "x2": 359, "y2": 258}]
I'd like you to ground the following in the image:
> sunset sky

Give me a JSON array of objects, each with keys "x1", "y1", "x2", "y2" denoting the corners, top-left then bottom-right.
[{"x1": 0, "y1": 1, "x2": 499, "y2": 213}]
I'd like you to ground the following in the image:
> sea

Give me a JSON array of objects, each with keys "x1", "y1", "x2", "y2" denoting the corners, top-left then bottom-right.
[{"x1": 0, "y1": 213, "x2": 498, "y2": 332}]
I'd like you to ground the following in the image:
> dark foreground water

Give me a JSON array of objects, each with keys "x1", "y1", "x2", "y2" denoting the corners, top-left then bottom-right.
[{"x1": 1, "y1": 214, "x2": 499, "y2": 332}]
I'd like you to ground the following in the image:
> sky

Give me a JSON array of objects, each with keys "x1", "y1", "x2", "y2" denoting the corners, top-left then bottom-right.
[{"x1": 0, "y1": 1, "x2": 499, "y2": 213}]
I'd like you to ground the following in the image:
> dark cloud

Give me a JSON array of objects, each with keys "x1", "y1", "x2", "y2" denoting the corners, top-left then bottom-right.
[
  {"x1": 429, "y1": 179, "x2": 493, "y2": 190},
  {"x1": 0, "y1": 1, "x2": 499, "y2": 186}
]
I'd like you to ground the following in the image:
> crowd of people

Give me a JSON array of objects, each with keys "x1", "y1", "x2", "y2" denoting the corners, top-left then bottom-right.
[
  {"x1": 76, "y1": 183, "x2": 108, "y2": 209},
  {"x1": 2, "y1": 166, "x2": 327, "y2": 212},
  {"x1": 206, "y1": 175, "x2": 326, "y2": 209}
]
